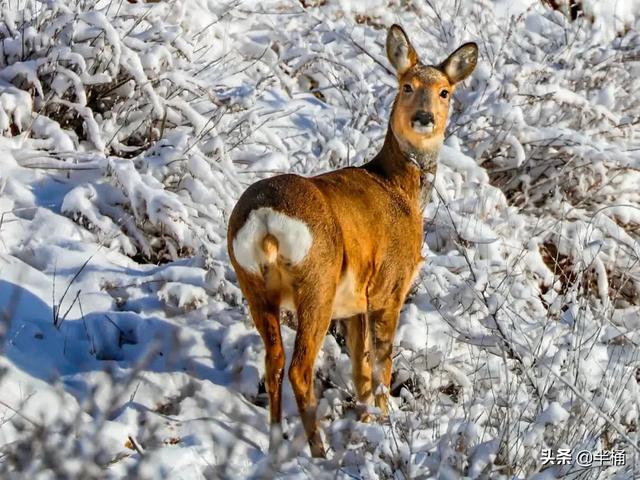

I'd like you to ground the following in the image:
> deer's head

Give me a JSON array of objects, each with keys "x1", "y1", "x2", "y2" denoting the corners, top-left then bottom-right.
[{"x1": 386, "y1": 25, "x2": 477, "y2": 157}]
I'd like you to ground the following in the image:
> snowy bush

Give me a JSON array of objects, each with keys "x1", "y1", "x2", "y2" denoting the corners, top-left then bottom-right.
[
  {"x1": 1, "y1": 0, "x2": 244, "y2": 263},
  {"x1": 1, "y1": 0, "x2": 639, "y2": 478}
]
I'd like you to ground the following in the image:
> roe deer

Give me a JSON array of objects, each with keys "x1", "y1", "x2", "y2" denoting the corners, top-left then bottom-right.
[{"x1": 227, "y1": 24, "x2": 477, "y2": 457}]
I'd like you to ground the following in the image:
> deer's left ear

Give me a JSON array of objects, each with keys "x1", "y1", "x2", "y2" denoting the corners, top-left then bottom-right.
[{"x1": 441, "y1": 42, "x2": 478, "y2": 84}]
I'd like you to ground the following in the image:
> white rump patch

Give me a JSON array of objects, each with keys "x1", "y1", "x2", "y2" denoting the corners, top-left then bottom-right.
[{"x1": 232, "y1": 207, "x2": 313, "y2": 273}]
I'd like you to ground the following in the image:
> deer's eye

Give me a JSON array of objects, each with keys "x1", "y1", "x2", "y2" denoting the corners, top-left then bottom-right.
[
  {"x1": 403, "y1": 84, "x2": 413, "y2": 94},
  {"x1": 440, "y1": 89, "x2": 449, "y2": 99}
]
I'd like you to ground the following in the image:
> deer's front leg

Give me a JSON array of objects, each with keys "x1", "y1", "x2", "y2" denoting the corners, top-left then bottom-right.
[
  {"x1": 368, "y1": 305, "x2": 402, "y2": 417},
  {"x1": 344, "y1": 314, "x2": 373, "y2": 418}
]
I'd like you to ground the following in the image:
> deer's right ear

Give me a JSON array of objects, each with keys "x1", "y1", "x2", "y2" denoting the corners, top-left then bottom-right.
[{"x1": 386, "y1": 24, "x2": 418, "y2": 76}]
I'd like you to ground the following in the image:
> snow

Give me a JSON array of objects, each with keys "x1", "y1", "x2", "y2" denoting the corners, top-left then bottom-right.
[
  {"x1": 537, "y1": 401, "x2": 570, "y2": 425},
  {"x1": 0, "y1": 80, "x2": 32, "y2": 132},
  {"x1": 0, "y1": 0, "x2": 639, "y2": 478}
]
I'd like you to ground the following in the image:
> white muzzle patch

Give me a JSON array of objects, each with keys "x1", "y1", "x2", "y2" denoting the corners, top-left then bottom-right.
[{"x1": 412, "y1": 121, "x2": 434, "y2": 134}]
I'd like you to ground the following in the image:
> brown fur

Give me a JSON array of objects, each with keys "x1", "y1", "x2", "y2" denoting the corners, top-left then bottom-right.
[
  {"x1": 261, "y1": 234, "x2": 279, "y2": 264},
  {"x1": 226, "y1": 24, "x2": 477, "y2": 457}
]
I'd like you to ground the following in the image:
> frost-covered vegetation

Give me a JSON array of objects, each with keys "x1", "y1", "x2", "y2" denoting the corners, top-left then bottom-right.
[{"x1": 0, "y1": 0, "x2": 639, "y2": 478}]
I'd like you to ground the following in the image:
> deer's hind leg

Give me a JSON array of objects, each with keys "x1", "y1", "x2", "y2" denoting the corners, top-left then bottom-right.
[
  {"x1": 288, "y1": 281, "x2": 337, "y2": 458},
  {"x1": 239, "y1": 275, "x2": 285, "y2": 452}
]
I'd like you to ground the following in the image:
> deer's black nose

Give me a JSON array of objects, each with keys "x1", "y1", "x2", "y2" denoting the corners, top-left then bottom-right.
[{"x1": 412, "y1": 111, "x2": 434, "y2": 126}]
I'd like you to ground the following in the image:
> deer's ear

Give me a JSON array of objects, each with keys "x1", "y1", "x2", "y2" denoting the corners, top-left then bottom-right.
[
  {"x1": 386, "y1": 24, "x2": 418, "y2": 76},
  {"x1": 441, "y1": 42, "x2": 478, "y2": 84}
]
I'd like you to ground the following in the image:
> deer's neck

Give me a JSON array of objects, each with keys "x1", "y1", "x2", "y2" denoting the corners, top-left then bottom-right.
[{"x1": 365, "y1": 128, "x2": 440, "y2": 210}]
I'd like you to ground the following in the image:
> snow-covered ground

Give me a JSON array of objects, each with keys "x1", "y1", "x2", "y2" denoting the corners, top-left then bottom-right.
[{"x1": 1, "y1": 0, "x2": 639, "y2": 478}]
